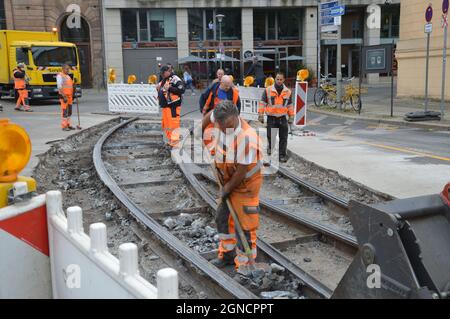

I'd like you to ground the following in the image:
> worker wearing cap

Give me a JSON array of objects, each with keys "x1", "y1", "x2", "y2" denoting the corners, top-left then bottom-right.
[
  {"x1": 57, "y1": 64, "x2": 75, "y2": 131},
  {"x1": 202, "y1": 100, "x2": 263, "y2": 271},
  {"x1": 13, "y1": 63, "x2": 32, "y2": 112},
  {"x1": 157, "y1": 65, "x2": 185, "y2": 148},
  {"x1": 258, "y1": 72, "x2": 294, "y2": 163}
]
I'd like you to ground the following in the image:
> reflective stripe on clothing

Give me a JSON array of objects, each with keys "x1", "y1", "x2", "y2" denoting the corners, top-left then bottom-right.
[{"x1": 259, "y1": 85, "x2": 293, "y2": 117}]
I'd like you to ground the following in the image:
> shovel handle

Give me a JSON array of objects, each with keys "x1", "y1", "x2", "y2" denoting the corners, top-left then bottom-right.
[{"x1": 442, "y1": 183, "x2": 450, "y2": 207}]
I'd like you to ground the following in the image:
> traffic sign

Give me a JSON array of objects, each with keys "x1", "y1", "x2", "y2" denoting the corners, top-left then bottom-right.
[
  {"x1": 321, "y1": 32, "x2": 338, "y2": 40},
  {"x1": 442, "y1": 14, "x2": 449, "y2": 28},
  {"x1": 321, "y1": 25, "x2": 338, "y2": 33},
  {"x1": 320, "y1": 1, "x2": 339, "y2": 11},
  {"x1": 425, "y1": 23, "x2": 433, "y2": 33},
  {"x1": 444, "y1": 0, "x2": 449, "y2": 14},
  {"x1": 334, "y1": 16, "x2": 342, "y2": 26},
  {"x1": 330, "y1": 5, "x2": 346, "y2": 17},
  {"x1": 426, "y1": 5, "x2": 433, "y2": 23}
]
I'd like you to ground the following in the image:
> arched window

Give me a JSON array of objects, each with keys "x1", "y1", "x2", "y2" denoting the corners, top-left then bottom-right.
[{"x1": 60, "y1": 15, "x2": 90, "y2": 43}]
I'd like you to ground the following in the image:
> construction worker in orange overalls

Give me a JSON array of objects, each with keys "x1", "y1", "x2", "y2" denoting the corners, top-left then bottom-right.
[
  {"x1": 57, "y1": 64, "x2": 75, "y2": 131},
  {"x1": 157, "y1": 65, "x2": 185, "y2": 148},
  {"x1": 202, "y1": 75, "x2": 241, "y2": 155},
  {"x1": 258, "y1": 72, "x2": 294, "y2": 163},
  {"x1": 13, "y1": 63, "x2": 33, "y2": 112},
  {"x1": 202, "y1": 100, "x2": 263, "y2": 272}
]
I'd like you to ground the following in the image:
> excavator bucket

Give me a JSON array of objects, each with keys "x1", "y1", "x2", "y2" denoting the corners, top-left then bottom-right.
[{"x1": 333, "y1": 184, "x2": 450, "y2": 299}]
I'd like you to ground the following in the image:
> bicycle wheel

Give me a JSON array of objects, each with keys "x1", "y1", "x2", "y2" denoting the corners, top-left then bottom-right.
[
  {"x1": 314, "y1": 89, "x2": 326, "y2": 107},
  {"x1": 350, "y1": 94, "x2": 362, "y2": 112},
  {"x1": 325, "y1": 92, "x2": 338, "y2": 109}
]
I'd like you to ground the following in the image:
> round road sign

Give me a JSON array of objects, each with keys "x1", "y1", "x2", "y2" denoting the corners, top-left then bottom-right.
[
  {"x1": 444, "y1": 0, "x2": 449, "y2": 14},
  {"x1": 426, "y1": 5, "x2": 434, "y2": 22}
]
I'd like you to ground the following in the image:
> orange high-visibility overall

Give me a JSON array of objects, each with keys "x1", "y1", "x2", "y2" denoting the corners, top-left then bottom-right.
[
  {"x1": 157, "y1": 76, "x2": 183, "y2": 147},
  {"x1": 13, "y1": 69, "x2": 30, "y2": 111},
  {"x1": 214, "y1": 119, "x2": 263, "y2": 268},
  {"x1": 58, "y1": 73, "x2": 74, "y2": 129},
  {"x1": 203, "y1": 86, "x2": 240, "y2": 155}
]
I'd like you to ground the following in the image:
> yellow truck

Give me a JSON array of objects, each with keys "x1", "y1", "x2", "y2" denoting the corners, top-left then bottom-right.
[{"x1": 0, "y1": 30, "x2": 82, "y2": 100}]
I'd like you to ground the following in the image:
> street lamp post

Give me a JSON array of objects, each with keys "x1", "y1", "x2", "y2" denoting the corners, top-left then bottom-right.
[{"x1": 216, "y1": 14, "x2": 225, "y2": 69}]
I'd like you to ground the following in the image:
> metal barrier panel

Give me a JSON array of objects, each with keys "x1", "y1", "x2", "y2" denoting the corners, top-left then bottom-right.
[
  {"x1": 239, "y1": 87, "x2": 265, "y2": 121},
  {"x1": 108, "y1": 84, "x2": 159, "y2": 114}
]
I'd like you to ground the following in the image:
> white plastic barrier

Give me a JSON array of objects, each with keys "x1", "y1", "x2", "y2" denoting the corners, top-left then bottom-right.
[
  {"x1": 108, "y1": 84, "x2": 159, "y2": 114},
  {"x1": 238, "y1": 86, "x2": 265, "y2": 121},
  {"x1": 46, "y1": 191, "x2": 178, "y2": 299},
  {"x1": 0, "y1": 194, "x2": 52, "y2": 299}
]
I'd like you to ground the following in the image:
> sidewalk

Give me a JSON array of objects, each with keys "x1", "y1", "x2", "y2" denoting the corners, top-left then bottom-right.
[{"x1": 309, "y1": 84, "x2": 450, "y2": 130}]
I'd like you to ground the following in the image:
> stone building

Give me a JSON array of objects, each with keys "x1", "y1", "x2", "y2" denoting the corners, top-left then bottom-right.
[{"x1": 397, "y1": 0, "x2": 450, "y2": 100}]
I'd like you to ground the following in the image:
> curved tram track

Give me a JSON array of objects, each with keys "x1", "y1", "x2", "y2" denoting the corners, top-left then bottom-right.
[{"x1": 94, "y1": 117, "x2": 361, "y2": 299}]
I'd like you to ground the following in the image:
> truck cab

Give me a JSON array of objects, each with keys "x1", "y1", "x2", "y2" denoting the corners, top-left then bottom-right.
[{"x1": 0, "y1": 30, "x2": 82, "y2": 100}]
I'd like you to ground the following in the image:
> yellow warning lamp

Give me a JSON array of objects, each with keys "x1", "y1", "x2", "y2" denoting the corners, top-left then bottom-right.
[
  {"x1": 265, "y1": 77, "x2": 275, "y2": 88},
  {"x1": 127, "y1": 75, "x2": 137, "y2": 84},
  {"x1": 244, "y1": 76, "x2": 255, "y2": 87},
  {"x1": 148, "y1": 75, "x2": 158, "y2": 85},
  {"x1": 108, "y1": 68, "x2": 116, "y2": 84},
  {"x1": 0, "y1": 119, "x2": 36, "y2": 208},
  {"x1": 297, "y1": 69, "x2": 310, "y2": 82}
]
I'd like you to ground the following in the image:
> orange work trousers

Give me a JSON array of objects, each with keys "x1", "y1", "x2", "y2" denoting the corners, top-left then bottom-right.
[
  {"x1": 162, "y1": 106, "x2": 181, "y2": 147},
  {"x1": 216, "y1": 175, "x2": 262, "y2": 269},
  {"x1": 60, "y1": 96, "x2": 73, "y2": 129},
  {"x1": 15, "y1": 89, "x2": 30, "y2": 110}
]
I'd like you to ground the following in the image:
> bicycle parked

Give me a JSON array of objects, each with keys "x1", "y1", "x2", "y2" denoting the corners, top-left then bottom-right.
[{"x1": 314, "y1": 76, "x2": 367, "y2": 112}]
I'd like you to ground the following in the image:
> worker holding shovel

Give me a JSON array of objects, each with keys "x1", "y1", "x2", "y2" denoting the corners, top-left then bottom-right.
[{"x1": 202, "y1": 100, "x2": 264, "y2": 275}]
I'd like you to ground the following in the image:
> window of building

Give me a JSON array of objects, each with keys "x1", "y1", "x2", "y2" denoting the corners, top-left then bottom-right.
[
  {"x1": 253, "y1": 9, "x2": 302, "y2": 41},
  {"x1": 0, "y1": 0, "x2": 6, "y2": 29},
  {"x1": 381, "y1": 4, "x2": 400, "y2": 38},
  {"x1": 351, "y1": 20, "x2": 362, "y2": 38},
  {"x1": 121, "y1": 9, "x2": 176, "y2": 42},
  {"x1": 188, "y1": 9, "x2": 241, "y2": 41},
  {"x1": 278, "y1": 11, "x2": 302, "y2": 40},
  {"x1": 121, "y1": 9, "x2": 138, "y2": 42},
  {"x1": 188, "y1": 9, "x2": 204, "y2": 41}
]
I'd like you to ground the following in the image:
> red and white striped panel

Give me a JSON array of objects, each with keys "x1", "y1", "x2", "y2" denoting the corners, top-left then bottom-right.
[
  {"x1": 294, "y1": 81, "x2": 308, "y2": 128},
  {"x1": 0, "y1": 195, "x2": 52, "y2": 299}
]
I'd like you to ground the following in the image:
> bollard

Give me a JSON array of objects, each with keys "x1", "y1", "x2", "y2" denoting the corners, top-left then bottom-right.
[
  {"x1": 119, "y1": 243, "x2": 139, "y2": 277},
  {"x1": 157, "y1": 268, "x2": 179, "y2": 299},
  {"x1": 90, "y1": 223, "x2": 108, "y2": 254},
  {"x1": 67, "y1": 206, "x2": 83, "y2": 235}
]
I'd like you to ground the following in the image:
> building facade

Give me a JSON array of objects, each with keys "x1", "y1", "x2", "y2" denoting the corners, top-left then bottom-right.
[
  {"x1": 1, "y1": 0, "x2": 103, "y2": 89},
  {"x1": 396, "y1": 0, "x2": 450, "y2": 100},
  {"x1": 103, "y1": 0, "x2": 400, "y2": 85}
]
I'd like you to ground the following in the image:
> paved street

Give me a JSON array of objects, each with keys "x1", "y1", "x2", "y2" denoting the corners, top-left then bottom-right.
[{"x1": 2, "y1": 87, "x2": 449, "y2": 198}]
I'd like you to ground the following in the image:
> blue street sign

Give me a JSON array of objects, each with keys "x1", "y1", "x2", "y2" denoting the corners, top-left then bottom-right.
[
  {"x1": 330, "y1": 5, "x2": 346, "y2": 17},
  {"x1": 444, "y1": 0, "x2": 449, "y2": 14},
  {"x1": 320, "y1": 1, "x2": 338, "y2": 11},
  {"x1": 321, "y1": 17, "x2": 335, "y2": 26}
]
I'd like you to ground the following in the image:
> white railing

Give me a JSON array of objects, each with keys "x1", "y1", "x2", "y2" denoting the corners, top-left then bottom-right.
[
  {"x1": 46, "y1": 191, "x2": 178, "y2": 299},
  {"x1": 108, "y1": 84, "x2": 160, "y2": 114}
]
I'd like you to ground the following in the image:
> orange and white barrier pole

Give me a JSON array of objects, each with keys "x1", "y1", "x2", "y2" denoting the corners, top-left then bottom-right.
[{"x1": 294, "y1": 69, "x2": 309, "y2": 128}]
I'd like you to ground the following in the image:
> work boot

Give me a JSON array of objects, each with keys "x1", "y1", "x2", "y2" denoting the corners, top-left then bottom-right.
[
  {"x1": 211, "y1": 254, "x2": 235, "y2": 269},
  {"x1": 15, "y1": 107, "x2": 23, "y2": 112},
  {"x1": 68, "y1": 126, "x2": 76, "y2": 130},
  {"x1": 62, "y1": 127, "x2": 71, "y2": 132},
  {"x1": 279, "y1": 155, "x2": 288, "y2": 163}
]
